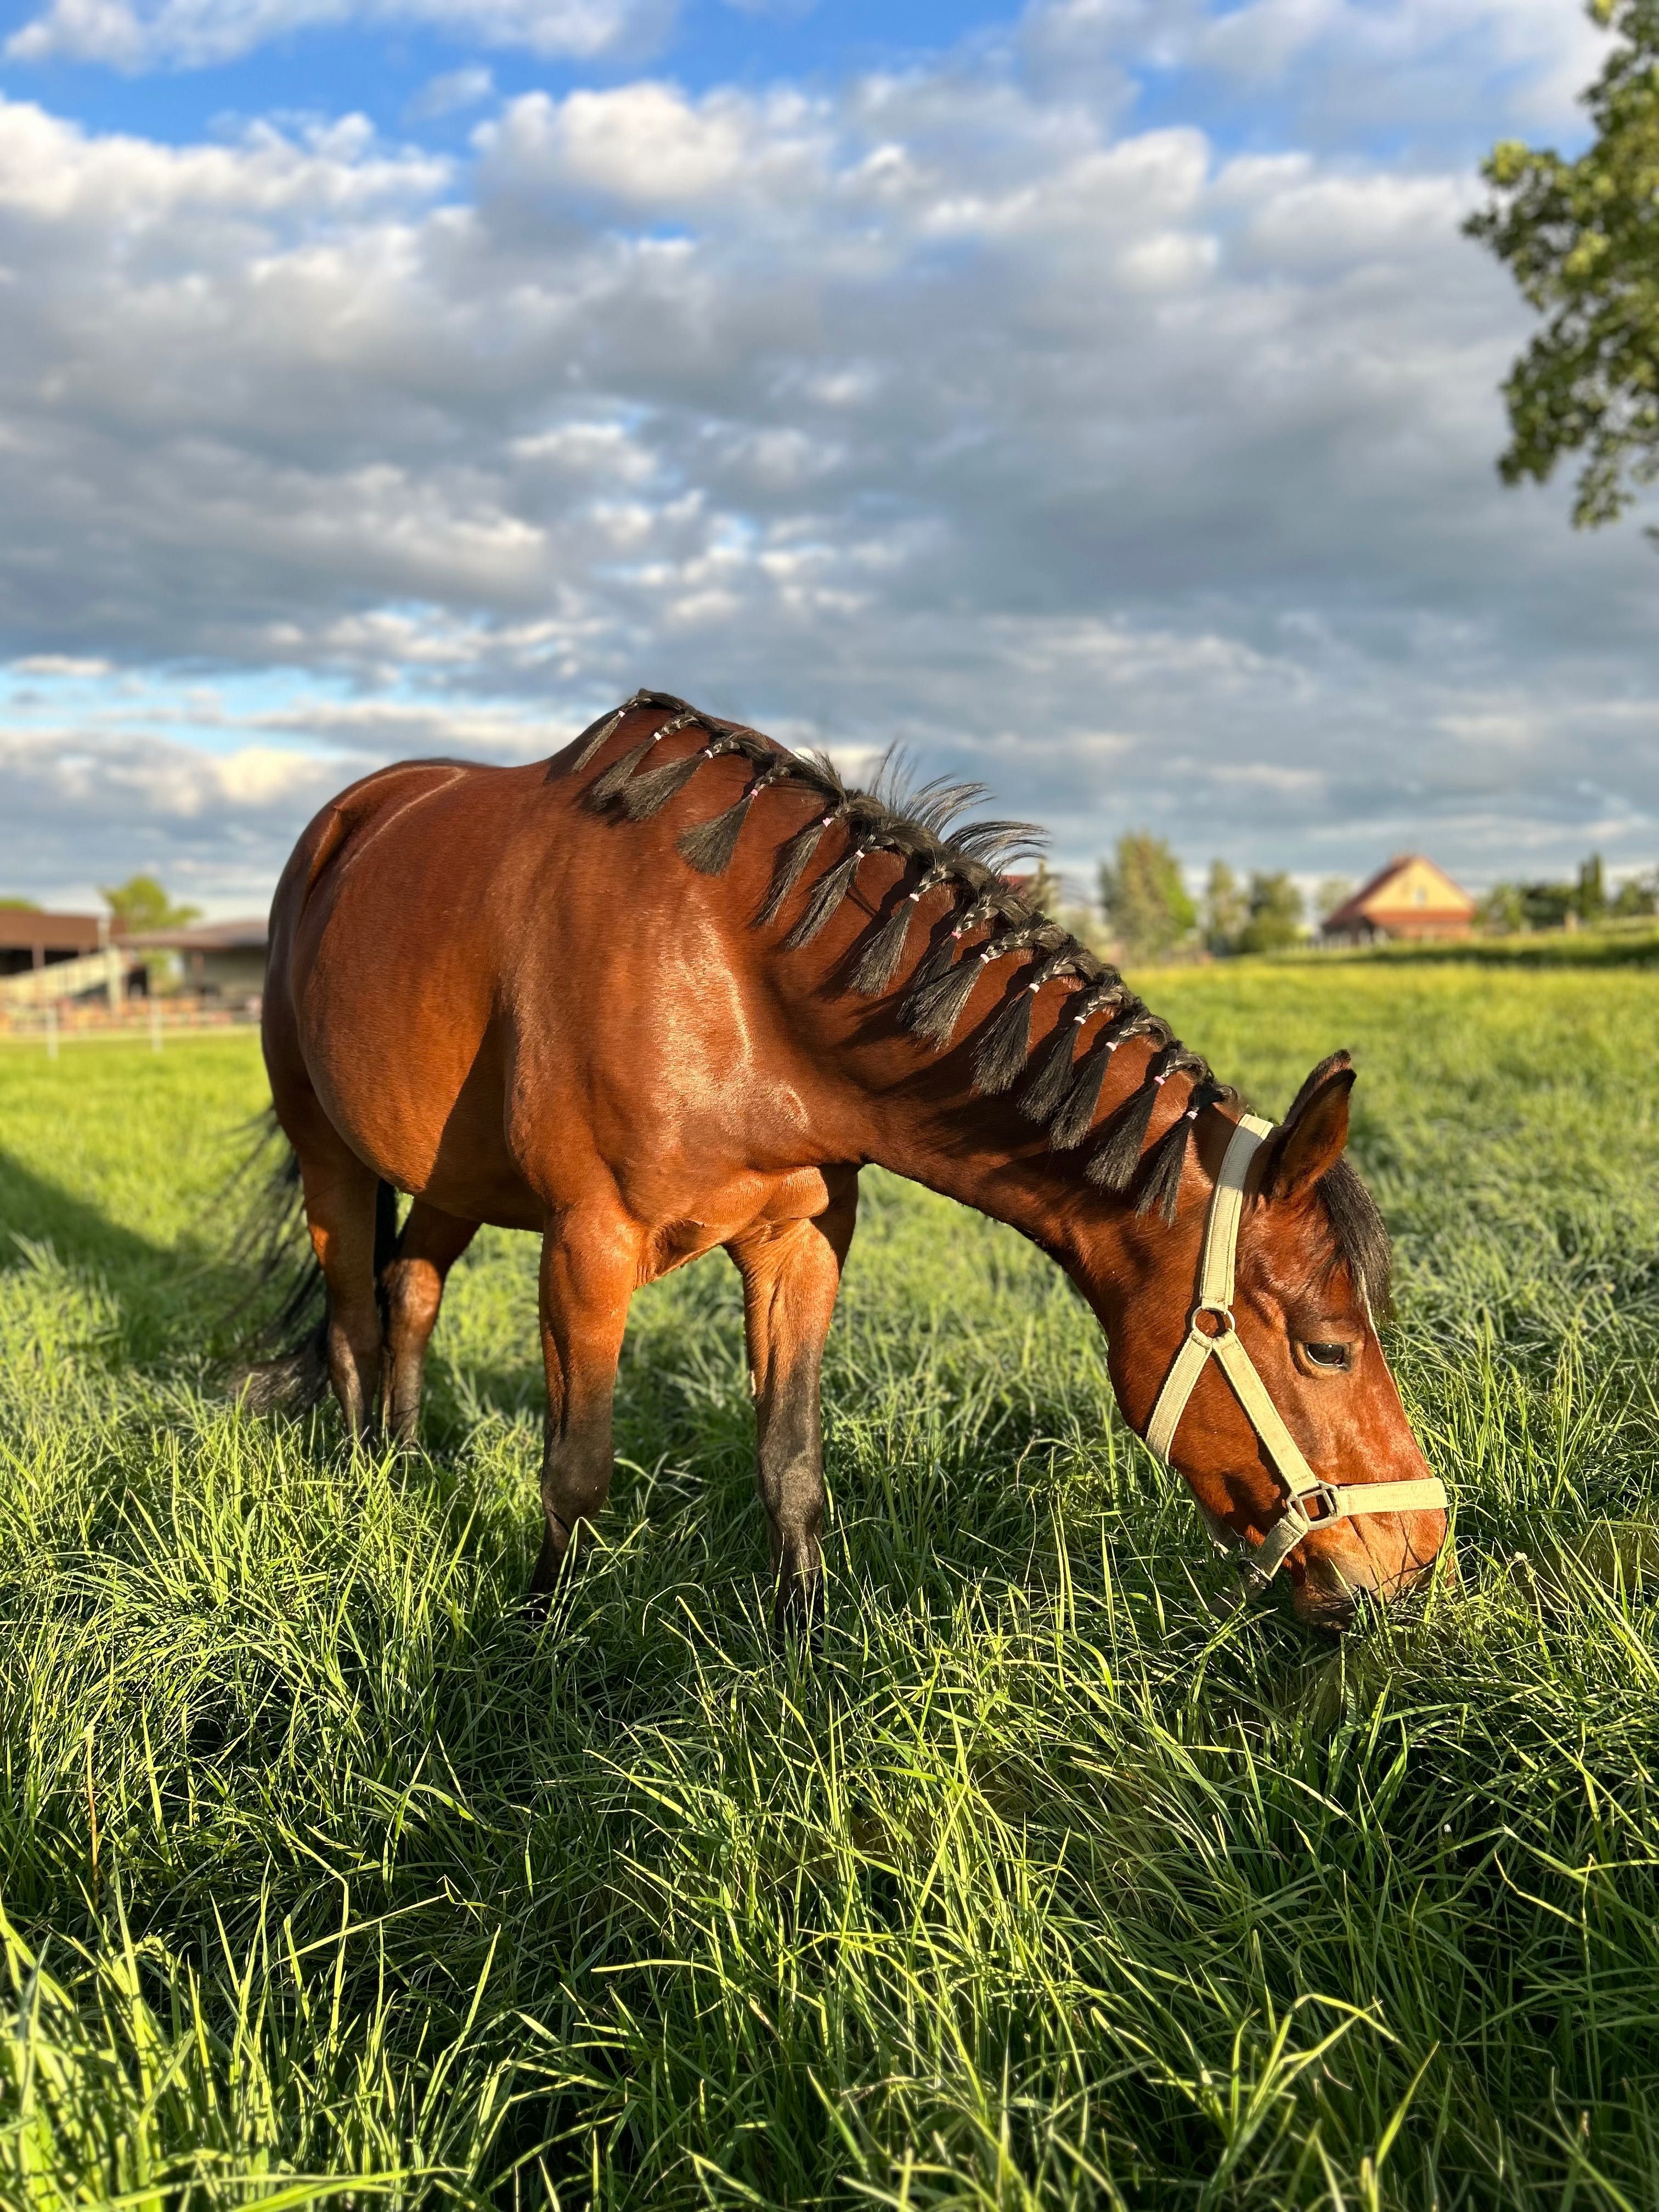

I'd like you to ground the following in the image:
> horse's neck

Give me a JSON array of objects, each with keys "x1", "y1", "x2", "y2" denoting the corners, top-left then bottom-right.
[{"x1": 834, "y1": 1049, "x2": 1152, "y2": 1334}]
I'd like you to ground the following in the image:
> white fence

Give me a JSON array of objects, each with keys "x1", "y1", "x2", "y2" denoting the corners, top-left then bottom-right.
[{"x1": 0, "y1": 947, "x2": 131, "y2": 1009}]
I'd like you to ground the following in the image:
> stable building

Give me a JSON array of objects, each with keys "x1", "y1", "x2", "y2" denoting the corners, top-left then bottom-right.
[
  {"x1": 0, "y1": 908, "x2": 110, "y2": 976},
  {"x1": 128, "y1": 918, "x2": 269, "y2": 1004},
  {"x1": 1321, "y1": 856, "x2": 1476, "y2": 946}
]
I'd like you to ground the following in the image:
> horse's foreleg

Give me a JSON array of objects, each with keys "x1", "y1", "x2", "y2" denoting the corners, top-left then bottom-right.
[
  {"x1": 729, "y1": 1170, "x2": 859, "y2": 1638},
  {"x1": 379, "y1": 1200, "x2": 479, "y2": 1448},
  {"x1": 528, "y1": 1210, "x2": 642, "y2": 1598}
]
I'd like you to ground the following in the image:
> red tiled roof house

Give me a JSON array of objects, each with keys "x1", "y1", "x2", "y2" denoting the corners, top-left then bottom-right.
[{"x1": 1321, "y1": 855, "x2": 1476, "y2": 945}]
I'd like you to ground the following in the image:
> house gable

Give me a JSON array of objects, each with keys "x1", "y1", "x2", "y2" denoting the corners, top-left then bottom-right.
[
  {"x1": 1322, "y1": 854, "x2": 1476, "y2": 940},
  {"x1": 1359, "y1": 856, "x2": 1475, "y2": 922}
]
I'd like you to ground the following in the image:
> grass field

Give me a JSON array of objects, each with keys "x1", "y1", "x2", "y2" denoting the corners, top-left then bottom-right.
[{"x1": 3, "y1": 961, "x2": 1659, "y2": 2210}]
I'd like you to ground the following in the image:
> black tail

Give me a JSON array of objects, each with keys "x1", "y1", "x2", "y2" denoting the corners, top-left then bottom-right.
[{"x1": 224, "y1": 1109, "x2": 399, "y2": 1414}]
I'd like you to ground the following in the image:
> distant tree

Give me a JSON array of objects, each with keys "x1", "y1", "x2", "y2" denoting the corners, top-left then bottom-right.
[
  {"x1": 1020, "y1": 860, "x2": 1114, "y2": 955},
  {"x1": 1466, "y1": 2, "x2": 1659, "y2": 534},
  {"x1": 1315, "y1": 876, "x2": 1355, "y2": 924},
  {"x1": 1520, "y1": 879, "x2": 1577, "y2": 930},
  {"x1": 1023, "y1": 861, "x2": 1062, "y2": 916},
  {"x1": 1203, "y1": 860, "x2": 1249, "y2": 954},
  {"x1": 1099, "y1": 833, "x2": 1197, "y2": 961},
  {"x1": 1236, "y1": 872, "x2": 1305, "y2": 956},
  {"x1": 100, "y1": 875, "x2": 201, "y2": 935},
  {"x1": 1613, "y1": 869, "x2": 1659, "y2": 916},
  {"x1": 1480, "y1": 882, "x2": 1526, "y2": 933},
  {"x1": 0, "y1": 897, "x2": 41, "y2": 910},
  {"x1": 1577, "y1": 852, "x2": 1607, "y2": 922}
]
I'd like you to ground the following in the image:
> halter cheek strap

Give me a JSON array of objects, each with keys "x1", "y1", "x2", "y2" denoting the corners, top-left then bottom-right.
[{"x1": 1143, "y1": 1111, "x2": 1449, "y2": 1596}]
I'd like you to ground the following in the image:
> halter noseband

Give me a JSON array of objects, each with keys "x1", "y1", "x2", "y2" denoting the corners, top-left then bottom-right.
[{"x1": 1144, "y1": 1111, "x2": 1449, "y2": 1600}]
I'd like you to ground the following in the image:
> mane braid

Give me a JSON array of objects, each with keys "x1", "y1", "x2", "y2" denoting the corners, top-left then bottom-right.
[
  {"x1": 569, "y1": 687, "x2": 672, "y2": 774},
  {"x1": 588, "y1": 704, "x2": 702, "y2": 804},
  {"x1": 786, "y1": 832, "x2": 881, "y2": 949},
  {"x1": 578, "y1": 689, "x2": 1255, "y2": 1213},
  {"x1": 1049, "y1": 1009, "x2": 1148, "y2": 1149},
  {"x1": 902, "y1": 935, "x2": 1002, "y2": 1049},
  {"x1": 1018, "y1": 978, "x2": 1122, "y2": 1124},
  {"x1": 757, "y1": 800, "x2": 844, "y2": 928},
  {"x1": 1085, "y1": 1037, "x2": 1184, "y2": 1192},
  {"x1": 678, "y1": 766, "x2": 776, "y2": 876},
  {"x1": 973, "y1": 946, "x2": 1075, "y2": 1096},
  {"x1": 617, "y1": 732, "x2": 735, "y2": 821},
  {"x1": 1138, "y1": 1076, "x2": 1229, "y2": 1226}
]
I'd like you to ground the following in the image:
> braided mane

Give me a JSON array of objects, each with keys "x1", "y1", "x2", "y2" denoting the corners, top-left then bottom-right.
[{"x1": 570, "y1": 690, "x2": 1392, "y2": 1297}]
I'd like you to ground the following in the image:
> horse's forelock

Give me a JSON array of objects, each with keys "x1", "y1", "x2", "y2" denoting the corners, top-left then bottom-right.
[{"x1": 1316, "y1": 1154, "x2": 1394, "y2": 1319}]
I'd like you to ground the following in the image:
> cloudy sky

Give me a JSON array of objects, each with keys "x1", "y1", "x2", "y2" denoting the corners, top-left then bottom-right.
[{"x1": 0, "y1": 0, "x2": 1647, "y2": 915}]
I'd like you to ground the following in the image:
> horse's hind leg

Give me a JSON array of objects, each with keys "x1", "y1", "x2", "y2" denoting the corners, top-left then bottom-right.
[
  {"x1": 292, "y1": 1135, "x2": 385, "y2": 1442},
  {"x1": 380, "y1": 1200, "x2": 478, "y2": 1448},
  {"x1": 728, "y1": 1169, "x2": 859, "y2": 1638},
  {"x1": 528, "y1": 1209, "x2": 642, "y2": 1598}
]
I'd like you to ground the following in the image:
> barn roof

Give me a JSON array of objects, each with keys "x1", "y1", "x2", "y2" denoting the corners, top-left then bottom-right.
[
  {"x1": 127, "y1": 918, "x2": 268, "y2": 951},
  {"x1": 0, "y1": 910, "x2": 110, "y2": 952},
  {"x1": 1322, "y1": 855, "x2": 1475, "y2": 933}
]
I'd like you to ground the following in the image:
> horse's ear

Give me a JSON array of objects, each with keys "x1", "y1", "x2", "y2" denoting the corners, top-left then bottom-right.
[{"x1": 1266, "y1": 1054, "x2": 1355, "y2": 1200}]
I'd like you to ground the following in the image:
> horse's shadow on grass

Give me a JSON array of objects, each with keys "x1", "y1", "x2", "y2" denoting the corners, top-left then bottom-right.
[{"x1": 0, "y1": 1147, "x2": 255, "y2": 1373}]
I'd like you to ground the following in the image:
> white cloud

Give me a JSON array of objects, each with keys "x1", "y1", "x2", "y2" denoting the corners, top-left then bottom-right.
[
  {"x1": 476, "y1": 82, "x2": 832, "y2": 209},
  {"x1": 6, "y1": 0, "x2": 667, "y2": 69},
  {"x1": 408, "y1": 66, "x2": 496, "y2": 123},
  {"x1": 0, "y1": 0, "x2": 1655, "y2": 905}
]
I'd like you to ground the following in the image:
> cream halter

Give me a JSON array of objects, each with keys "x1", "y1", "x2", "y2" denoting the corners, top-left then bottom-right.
[{"x1": 1144, "y1": 1111, "x2": 1449, "y2": 1598}]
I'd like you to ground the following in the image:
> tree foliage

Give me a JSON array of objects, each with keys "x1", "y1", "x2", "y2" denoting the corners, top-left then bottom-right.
[
  {"x1": 1098, "y1": 833, "x2": 1196, "y2": 960},
  {"x1": 100, "y1": 875, "x2": 201, "y2": 935},
  {"x1": 1477, "y1": 854, "x2": 1653, "y2": 930},
  {"x1": 1467, "y1": 1, "x2": 1659, "y2": 529},
  {"x1": 1579, "y1": 851, "x2": 1608, "y2": 921},
  {"x1": 1237, "y1": 871, "x2": 1305, "y2": 956},
  {"x1": 1202, "y1": 860, "x2": 1248, "y2": 954}
]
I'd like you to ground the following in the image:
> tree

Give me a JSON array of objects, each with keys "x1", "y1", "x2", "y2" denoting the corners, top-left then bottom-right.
[
  {"x1": 1480, "y1": 882, "x2": 1526, "y2": 933},
  {"x1": 1098, "y1": 833, "x2": 1197, "y2": 961},
  {"x1": 1466, "y1": 1, "x2": 1659, "y2": 532},
  {"x1": 100, "y1": 875, "x2": 201, "y2": 935},
  {"x1": 1520, "y1": 879, "x2": 1576, "y2": 929},
  {"x1": 1203, "y1": 860, "x2": 1249, "y2": 954},
  {"x1": 1236, "y1": 872, "x2": 1305, "y2": 956},
  {"x1": 1613, "y1": 869, "x2": 1658, "y2": 915},
  {"x1": 1315, "y1": 877, "x2": 1355, "y2": 924},
  {"x1": 1578, "y1": 851, "x2": 1607, "y2": 921},
  {"x1": 1022, "y1": 861, "x2": 1062, "y2": 916}
]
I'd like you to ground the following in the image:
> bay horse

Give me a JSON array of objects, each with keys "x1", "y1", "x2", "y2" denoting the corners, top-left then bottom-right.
[{"x1": 246, "y1": 689, "x2": 1448, "y2": 1630}]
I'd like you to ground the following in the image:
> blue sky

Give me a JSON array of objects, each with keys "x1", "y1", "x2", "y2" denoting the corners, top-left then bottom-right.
[{"x1": 0, "y1": 0, "x2": 1645, "y2": 914}]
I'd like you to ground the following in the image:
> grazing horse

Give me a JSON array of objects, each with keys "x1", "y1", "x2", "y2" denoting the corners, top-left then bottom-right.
[{"x1": 247, "y1": 690, "x2": 1448, "y2": 1630}]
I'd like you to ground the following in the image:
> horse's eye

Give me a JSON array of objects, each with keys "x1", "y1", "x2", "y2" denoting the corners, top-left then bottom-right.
[{"x1": 1304, "y1": 1341, "x2": 1351, "y2": 1370}]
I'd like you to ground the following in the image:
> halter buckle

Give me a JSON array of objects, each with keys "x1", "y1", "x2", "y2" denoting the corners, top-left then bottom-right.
[
  {"x1": 1192, "y1": 1300, "x2": 1234, "y2": 1339},
  {"x1": 1299, "y1": 1480, "x2": 1343, "y2": 1525}
]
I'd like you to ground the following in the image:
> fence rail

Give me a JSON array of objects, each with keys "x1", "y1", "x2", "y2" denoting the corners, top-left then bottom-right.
[{"x1": 0, "y1": 1000, "x2": 259, "y2": 1054}]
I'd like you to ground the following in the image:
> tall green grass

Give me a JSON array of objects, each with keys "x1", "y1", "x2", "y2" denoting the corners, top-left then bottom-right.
[{"x1": 1, "y1": 964, "x2": 1657, "y2": 2208}]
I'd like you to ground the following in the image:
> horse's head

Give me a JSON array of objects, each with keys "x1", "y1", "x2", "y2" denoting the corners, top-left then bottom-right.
[{"x1": 1108, "y1": 1053, "x2": 1449, "y2": 1629}]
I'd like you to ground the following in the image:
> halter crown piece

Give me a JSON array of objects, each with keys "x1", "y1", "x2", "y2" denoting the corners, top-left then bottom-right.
[{"x1": 1144, "y1": 1112, "x2": 1449, "y2": 1603}]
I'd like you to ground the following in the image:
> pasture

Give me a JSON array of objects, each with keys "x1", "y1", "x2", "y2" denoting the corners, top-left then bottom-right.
[{"x1": 1, "y1": 960, "x2": 1657, "y2": 2210}]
